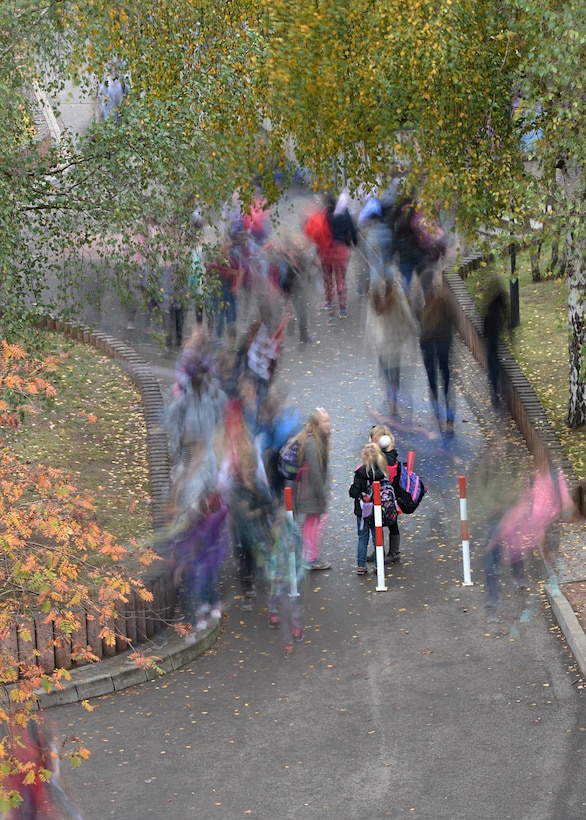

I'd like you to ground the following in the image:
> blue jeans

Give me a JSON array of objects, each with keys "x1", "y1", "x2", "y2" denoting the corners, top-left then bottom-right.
[
  {"x1": 214, "y1": 283, "x2": 237, "y2": 339},
  {"x1": 356, "y1": 516, "x2": 375, "y2": 567},
  {"x1": 399, "y1": 259, "x2": 417, "y2": 293},
  {"x1": 484, "y1": 542, "x2": 525, "y2": 608}
]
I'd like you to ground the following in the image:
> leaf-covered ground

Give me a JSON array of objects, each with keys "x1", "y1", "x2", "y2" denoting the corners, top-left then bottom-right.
[{"x1": 7, "y1": 335, "x2": 152, "y2": 545}]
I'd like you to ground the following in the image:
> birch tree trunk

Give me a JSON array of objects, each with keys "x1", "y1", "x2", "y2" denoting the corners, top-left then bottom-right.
[{"x1": 566, "y1": 233, "x2": 586, "y2": 428}]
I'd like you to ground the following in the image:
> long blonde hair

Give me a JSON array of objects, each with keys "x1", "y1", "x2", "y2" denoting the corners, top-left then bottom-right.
[
  {"x1": 298, "y1": 409, "x2": 330, "y2": 469},
  {"x1": 362, "y1": 442, "x2": 388, "y2": 480},
  {"x1": 369, "y1": 280, "x2": 399, "y2": 317}
]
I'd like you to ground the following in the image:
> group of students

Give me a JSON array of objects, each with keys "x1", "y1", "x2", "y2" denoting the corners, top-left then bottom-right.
[
  {"x1": 160, "y1": 303, "x2": 339, "y2": 653},
  {"x1": 302, "y1": 185, "x2": 458, "y2": 434},
  {"x1": 155, "y1": 179, "x2": 455, "y2": 643},
  {"x1": 121, "y1": 179, "x2": 462, "y2": 443}
]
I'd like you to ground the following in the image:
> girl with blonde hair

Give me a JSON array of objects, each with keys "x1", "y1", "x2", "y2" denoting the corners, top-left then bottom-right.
[
  {"x1": 349, "y1": 442, "x2": 388, "y2": 574},
  {"x1": 295, "y1": 408, "x2": 331, "y2": 570},
  {"x1": 369, "y1": 424, "x2": 403, "y2": 564}
]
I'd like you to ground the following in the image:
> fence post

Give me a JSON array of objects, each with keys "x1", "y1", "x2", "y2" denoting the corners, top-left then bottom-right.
[
  {"x1": 459, "y1": 476, "x2": 473, "y2": 586},
  {"x1": 373, "y1": 481, "x2": 388, "y2": 591},
  {"x1": 284, "y1": 486, "x2": 299, "y2": 598}
]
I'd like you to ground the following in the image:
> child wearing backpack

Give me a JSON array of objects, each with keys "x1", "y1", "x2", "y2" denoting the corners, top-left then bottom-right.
[
  {"x1": 349, "y1": 443, "x2": 389, "y2": 574},
  {"x1": 369, "y1": 425, "x2": 402, "y2": 563}
]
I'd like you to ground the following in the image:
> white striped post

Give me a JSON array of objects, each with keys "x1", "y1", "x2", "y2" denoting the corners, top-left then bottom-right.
[
  {"x1": 284, "y1": 486, "x2": 299, "y2": 598},
  {"x1": 459, "y1": 476, "x2": 473, "y2": 586},
  {"x1": 373, "y1": 480, "x2": 388, "y2": 591}
]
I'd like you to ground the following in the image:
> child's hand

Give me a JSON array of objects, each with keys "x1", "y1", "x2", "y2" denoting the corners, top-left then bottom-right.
[{"x1": 362, "y1": 494, "x2": 371, "y2": 502}]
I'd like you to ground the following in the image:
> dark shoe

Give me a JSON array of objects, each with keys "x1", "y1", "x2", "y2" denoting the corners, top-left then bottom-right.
[
  {"x1": 387, "y1": 552, "x2": 401, "y2": 564},
  {"x1": 268, "y1": 613, "x2": 280, "y2": 629},
  {"x1": 293, "y1": 627, "x2": 305, "y2": 643},
  {"x1": 299, "y1": 333, "x2": 312, "y2": 344},
  {"x1": 338, "y1": 308, "x2": 347, "y2": 319}
]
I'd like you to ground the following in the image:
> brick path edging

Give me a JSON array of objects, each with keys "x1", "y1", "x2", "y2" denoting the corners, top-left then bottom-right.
[
  {"x1": 27, "y1": 316, "x2": 176, "y2": 672},
  {"x1": 441, "y1": 256, "x2": 580, "y2": 502},
  {"x1": 442, "y1": 258, "x2": 586, "y2": 678}
]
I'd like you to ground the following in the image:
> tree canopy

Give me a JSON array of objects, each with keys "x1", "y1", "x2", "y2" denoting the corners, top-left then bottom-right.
[
  {"x1": 0, "y1": 0, "x2": 585, "y2": 801},
  {"x1": 1, "y1": 0, "x2": 585, "y2": 413}
]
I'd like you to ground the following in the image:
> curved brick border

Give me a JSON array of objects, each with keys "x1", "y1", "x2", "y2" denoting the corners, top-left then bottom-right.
[
  {"x1": 28, "y1": 316, "x2": 176, "y2": 672},
  {"x1": 441, "y1": 255, "x2": 580, "y2": 501}
]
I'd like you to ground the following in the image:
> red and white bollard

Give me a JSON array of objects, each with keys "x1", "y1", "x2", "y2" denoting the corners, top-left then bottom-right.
[
  {"x1": 406, "y1": 449, "x2": 415, "y2": 479},
  {"x1": 284, "y1": 486, "x2": 300, "y2": 598},
  {"x1": 459, "y1": 476, "x2": 473, "y2": 586},
  {"x1": 373, "y1": 480, "x2": 388, "y2": 592}
]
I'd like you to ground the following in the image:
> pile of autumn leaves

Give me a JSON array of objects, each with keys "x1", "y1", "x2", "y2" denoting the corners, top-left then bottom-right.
[{"x1": 0, "y1": 340, "x2": 157, "y2": 810}]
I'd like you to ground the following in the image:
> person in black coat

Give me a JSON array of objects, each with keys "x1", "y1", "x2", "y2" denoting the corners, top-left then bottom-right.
[
  {"x1": 419, "y1": 286, "x2": 458, "y2": 435},
  {"x1": 320, "y1": 192, "x2": 358, "y2": 319},
  {"x1": 349, "y1": 443, "x2": 389, "y2": 574},
  {"x1": 482, "y1": 277, "x2": 510, "y2": 411},
  {"x1": 389, "y1": 198, "x2": 428, "y2": 295},
  {"x1": 369, "y1": 425, "x2": 402, "y2": 563}
]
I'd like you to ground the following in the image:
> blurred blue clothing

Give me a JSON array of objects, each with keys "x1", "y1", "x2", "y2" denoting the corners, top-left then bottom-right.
[{"x1": 258, "y1": 406, "x2": 302, "y2": 453}]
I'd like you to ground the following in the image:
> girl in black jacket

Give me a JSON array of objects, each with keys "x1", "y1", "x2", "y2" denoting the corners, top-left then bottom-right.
[
  {"x1": 349, "y1": 443, "x2": 388, "y2": 574},
  {"x1": 369, "y1": 425, "x2": 402, "y2": 563}
]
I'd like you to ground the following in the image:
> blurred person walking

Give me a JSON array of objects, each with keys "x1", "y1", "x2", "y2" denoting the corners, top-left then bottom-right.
[
  {"x1": 365, "y1": 279, "x2": 419, "y2": 419},
  {"x1": 1, "y1": 718, "x2": 83, "y2": 819},
  {"x1": 266, "y1": 509, "x2": 306, "y2": 655},
  {"x1": 389, "y1": 197, "x2": 428, "y2": 296},
  {"x1": 230, "y1": 450, "x2": 275, "y2": 610},
  {"x1": 295, "y1": 408, "x2": 332, "y2": 570},
  {"x1": 419, "y1": 285, "x2": 458, "y2": 435},
  {"x1": 358, "y1": 191, "x2": 397, "y2": 293},
  {"x1": 305, "y1": 192, "x2": 357, "y2": 320},
  {"x1": 482, "y1": 276, "x2": 510, "y2": 412},
  {"x1": 162, "y1": 350, "x2": 227, "y2": 472},
  {"x1": 207, "y1": 241, "x2": 241, "y2": 341},
  {"x1": 169, "y1": 491, "x2": 228, "y2": 640},
  {"x1": 267, "y1": 236, "x2": 313, "y2": 346}
]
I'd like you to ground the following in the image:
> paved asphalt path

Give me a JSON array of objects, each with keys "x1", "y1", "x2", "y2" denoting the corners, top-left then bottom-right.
[{"x1": 49, "y1": 204, "x2": 586, "y2": 819}]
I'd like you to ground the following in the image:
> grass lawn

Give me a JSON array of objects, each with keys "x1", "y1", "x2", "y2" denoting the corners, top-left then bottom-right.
[
  {"x1": 461, "y1": 252, "x2": 586, "y2": 481},
  {"x1": 7, "y1": 335, "x2": 152, "y2": 545}
]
